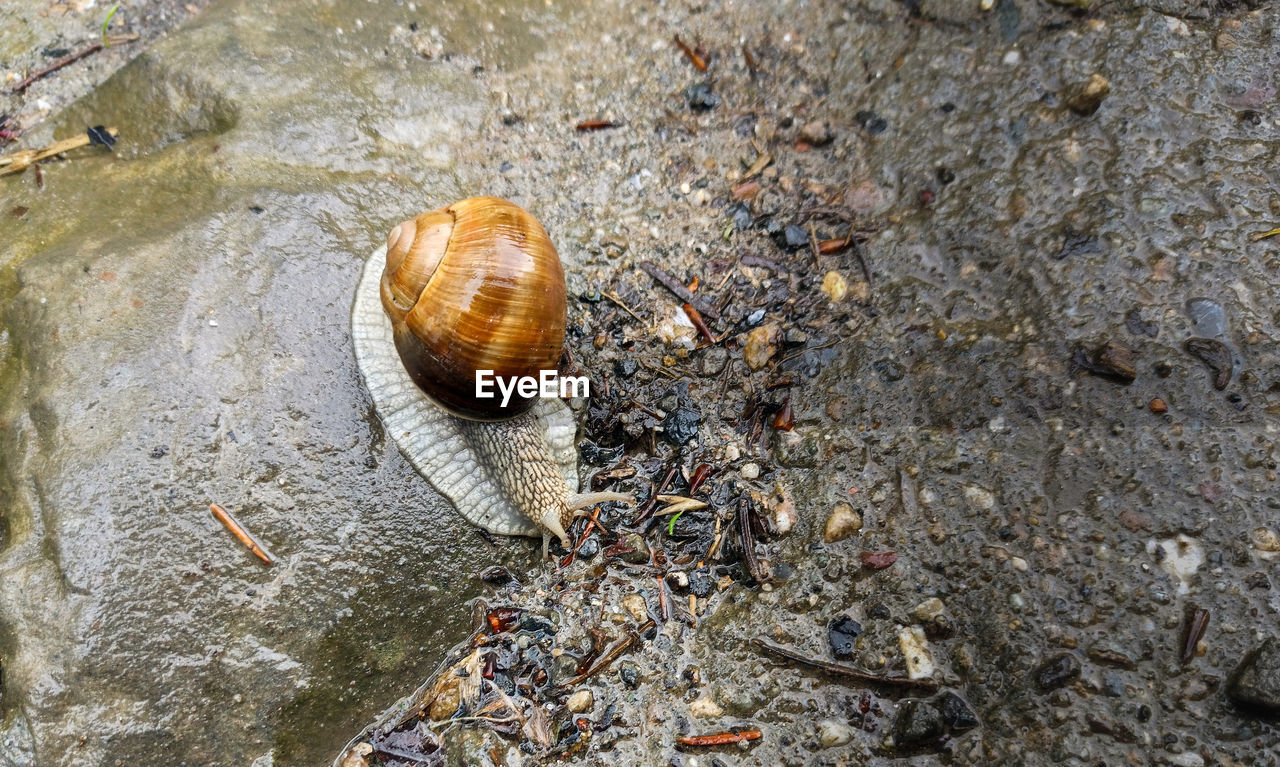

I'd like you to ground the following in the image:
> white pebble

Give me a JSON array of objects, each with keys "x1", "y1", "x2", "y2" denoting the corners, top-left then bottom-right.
[
  {"x1": 898, "y1": 625, "x2": 935, "y2": 680},
  {"x1": 740, "y1": 462, "x2": 760, "y2": 479},
  {"x1": 817, "y1": 719, "x2": 853, "y2": 747},
  {"x1": 566, "y1": 688, "x2": 593, "y2": 713}
]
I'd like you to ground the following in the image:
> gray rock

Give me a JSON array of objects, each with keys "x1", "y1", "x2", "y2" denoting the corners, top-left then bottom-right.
[
  {"x1": 1035, "y1": 653, "x2": 1082, "y2": 691},
  {"x1": 1227, "y1": 637, "x2": 1280, "y2": 716},
  {"x1": 893, "y1": 699, "x2": 945, "y2": 747}
]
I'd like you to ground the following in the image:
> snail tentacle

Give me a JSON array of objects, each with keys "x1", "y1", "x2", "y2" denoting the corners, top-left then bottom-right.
[{"x1": 567, "y1": 491, "x2": 634, "y2": 511}]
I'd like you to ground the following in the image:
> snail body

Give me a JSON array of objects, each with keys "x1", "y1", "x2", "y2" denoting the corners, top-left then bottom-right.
[{"x1": 351, "y1": 197, "x2": 627, "y2": 555}]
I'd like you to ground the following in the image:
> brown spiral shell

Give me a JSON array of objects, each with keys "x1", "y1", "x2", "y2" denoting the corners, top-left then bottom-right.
[{"x1": 379, "y1": 197, "x2": 567, "y2": 420}]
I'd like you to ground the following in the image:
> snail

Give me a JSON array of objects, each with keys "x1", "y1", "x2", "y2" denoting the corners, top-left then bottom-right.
[{"x1": 351, "y1": 197, "x2": 629, "y2": 557}]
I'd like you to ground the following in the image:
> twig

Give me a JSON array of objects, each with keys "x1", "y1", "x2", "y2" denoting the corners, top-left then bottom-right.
[
  {"x1": 737, "y1": 497, "x2": 767, "y2": 584},
  {"x1": 9, "y1": 34, "x2": 139, "y2": 94},
  {"x1": 639, "y1": 261, "x2": 721, "y2": 319},
  {"x1": 575, "y1": 119, "x2": 621, "y2": 132},
  {"x1": 673, "y1": 35, "x2": 708, "y2": 71},
  {"x1": 210, "y1": 503, "x2": 275, "y2": 564},
  {"x1": 602, "y1": 290, "x2": 644, "y2": 321},
  {"x1": 678, "y1": 730, "x2": 762, "y2": 747},
  {"x1": 1251, "y1": 227, "x2": 1280, "y2": 242},
  {"x1": 632, "y1": 463, "x2": 678, "y2": 525},
  {"x1": 558, "y1": 621, "x2": 655, "y2": 688},
  {"x1": 0, "y1": 127, "x2": 118, "y2": 177},
  {"x1": 682, "y1": 303, "x2": 715, "y2": 344},
  {"x1": 753, "y1": 639, "x2": 938, "y2": 691},
  {"x1": 560, "y1": 506, "x2": 605, "y2": 568}
]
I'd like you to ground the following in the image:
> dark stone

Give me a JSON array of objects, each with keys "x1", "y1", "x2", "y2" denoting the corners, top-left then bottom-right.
[
  {"x1": 728, "y1": 202, "x2": 753, "y2": 231},
  {"x1": 1073, "y1": 340, "x2": 1136, "y2": 384},
  {"x1": 1184, "y1": 337, "x2": 1233, "y2": 390},
  {"x1": 935, "y1": 690, "x2": 978, "y2": 731},
  {"x1": 477, "y1": 565, "x2": 517, "y2": 585},
  {"x1": 1087, "y1": 646, "x2": 1136, "y2": 670},
  {"x1": 782, "y1": 224, "x2": 809, "y2": 250},
  {"x1": 760, "y1": 216, "x2": 784, "y2": 238},
  {"x1": 576, "y1": 537, "x2": 599, "y2": 560},
  {"x1": 578, "y1": 440, "x2": 623, "y2": 465},
  {"x1": 936, "y1": 167, "x2": 955, "y2": 185},
  {"x1": 149, "y1": 445, "x2": 169, "y2": 458},
  {"x1": 661, "y1": 406, "x2": 701, "y2": 445},
  {"x1": 827, "y1": 616, "x2": 862, "y2": 659},
  {"x1": 618, "y1": 533, "x2": 650, "y2": 565},
  {"x1": 618, "y1": 660, "x2": 640, "y2": 689},
  {"x1": 783, "y1": 328, "x2": 808, "y2": 346},
  {"x1": 893, "y1": 699, "x2": 945, "y2": 747},
  {"x1": 868, "y1": 603, "x2": 891, "y2": 620},
  {"x1": 685, "y1": 82, "x2": 721, "y2": 111},
  {"x1": 1228, "y1": 637, "x2": 1280, "y2": 716},
  {"x1": 854, "y1": 109, "x2": 887, "y2": 135},
  {"x1": 1125, "y1": 307, "x2": 1158, "y2": 337},
  {"x1": 873, "y1": 358, "x2": 905, "y2": 383},
  {"x1": 1035, "y1": 653, "x2": 1082, "y2": 691},
  {"x1": 1054, "y1": 228, "x2": 1103, "y2": 260},
  {"x1": 614, "y1": 359, "x2": 639, "y2": 378},
  {"x1": 687, "y1": 568, "x2": 714, "y2": 598}
]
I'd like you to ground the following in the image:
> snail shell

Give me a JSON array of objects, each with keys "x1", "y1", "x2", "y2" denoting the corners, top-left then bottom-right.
[
  {"x1": 352, "y1": 236, "x2": 579, "y2": 538},
  {"x1": 379, "y1": 196, "x2": 566, "y2": 421},
  {"x1": 353, "y1": 197, "x2": 630, "y2": 551}
]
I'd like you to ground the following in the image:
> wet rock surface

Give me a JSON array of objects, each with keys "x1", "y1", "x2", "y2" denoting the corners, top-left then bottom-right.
[
  {"x1": 1, "y1": 0, "x2": 1279, "y2": 766},
  {"x1": 1228, "y1": 637, "x2": 1280, "y2": 716}
]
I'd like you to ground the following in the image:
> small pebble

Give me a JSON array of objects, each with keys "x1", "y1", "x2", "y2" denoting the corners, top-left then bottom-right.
[
  {"x1": 912, "y1": 598, "x2": 945, "y2": 622},
  {"x1": 740, "y1": 462, "x2": 760, "y2": 479},
  {"x1": 1253, "y1": 527, "x2": 1280, "y2": 553},
  {"x1": 782, "y1": 225, "x2": 809, "y2": 250},
  {"x1": 1149, "y1": 397, "x2": 1168, "y2": 413},
  {"x1": 566, "y1": 688, "x2": 594, "y2": 713},
  {"x1": 798, "y1": 119, "x2": 834, "y2": 146},
  {"x1": 689, "y1": 691, "x2": 723, "y2": 718},
  {"x1": 622, "y1": 593, "x2": 648, "y2": 622},
  {"x1": 618, "y1": 660, "x2": 641, "y2": 689},
  {"x1": 893, "y1": 699, "x2": 944, "y2": 746},
  {"x1": 823, "y1": 502, "x2": 862, "y2": 543},
  {"x1": 1064, "y1": 73, "x2": 1110, "y2": 116},
  {"x1": 743, "y1": 325, "x2": 777, "y2": 370},
  {"x1": 821, "y1": 270, "x2": 848, "y2": 302},
  {"x1": 828, "y1": 616, "x2": 862, "y2": 659},
  {"x1": 685, "y1": 82, "x2": 721, "y2": 111},
  {"x1": 773, "y1": 498, "x2": 797, "y2": 535},
  {"x1": 898, "y1": 625, "x2": 935, "y2": 680},
  {"x1": 817, "y1": 719, "x2": 854, "y2": 747},
  {"x1": 1035, "y1": 653, "x2": 1081, "y2": 691}
]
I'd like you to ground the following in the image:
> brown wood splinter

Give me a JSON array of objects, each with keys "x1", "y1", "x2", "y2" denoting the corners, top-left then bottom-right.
[{"x1": 210, "y1": 503, "x2": 275, "y2": 564}]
